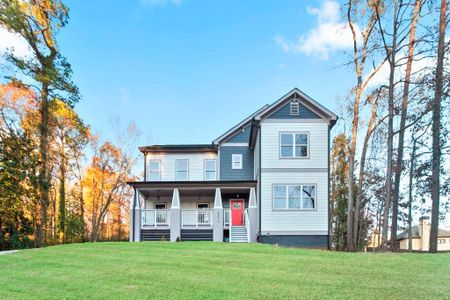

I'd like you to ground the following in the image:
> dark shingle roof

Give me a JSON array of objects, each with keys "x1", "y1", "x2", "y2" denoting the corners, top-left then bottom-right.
[{"x1": 139, "y1": 144, "x2": 216, "y2": 153}]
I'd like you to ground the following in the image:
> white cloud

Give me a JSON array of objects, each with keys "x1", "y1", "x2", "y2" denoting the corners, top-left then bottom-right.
[
  {"x1": 0, "y1": 25, "x2": 32, "y2": 58},
  {"x1": 275, "y1": 0, "x2": 359, "y2": 60},
  {"x1": 140, "y1": 0, "x2": 183, "y2": 7}
]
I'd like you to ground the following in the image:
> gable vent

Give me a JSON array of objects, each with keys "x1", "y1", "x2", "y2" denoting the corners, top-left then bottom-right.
[{"x1": 290, "y1": 101, "x2": 300, "y2": 116}]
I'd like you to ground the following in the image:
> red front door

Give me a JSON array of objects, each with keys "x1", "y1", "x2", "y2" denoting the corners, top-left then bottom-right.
[{"x1": 230, "y1": 199, "x2": 244, "y2": 226}]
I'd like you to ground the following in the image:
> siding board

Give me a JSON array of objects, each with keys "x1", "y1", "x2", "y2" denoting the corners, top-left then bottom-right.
[{"x1": 219, "y1": 146, "x2": 254, "y2": 180}]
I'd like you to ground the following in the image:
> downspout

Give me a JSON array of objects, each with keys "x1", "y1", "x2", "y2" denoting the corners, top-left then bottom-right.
[
  {"x1": 327, "y1": 125, "x2": 331, "y2": 250},
  {"x1": 132, "y1": 187, "x2": 136, "y2": 242},
  {"x1": 258, "y1": 124, "x2": 262, "y2": 240},
  {"x1": 143, "y1": 153, "x2": 147, "y2": 181}
]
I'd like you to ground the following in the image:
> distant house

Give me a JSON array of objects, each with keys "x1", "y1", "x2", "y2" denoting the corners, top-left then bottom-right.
[
  {"x1": 397, "y1": 216, "x2": 450, "y2": 252},
  {"x1": 127, "y1": 88, "x2": 337, "y2": 248}
]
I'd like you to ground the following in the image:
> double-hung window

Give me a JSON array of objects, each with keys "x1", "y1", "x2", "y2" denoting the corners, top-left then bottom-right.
[
  {"x1": 273, "y1": 184, "x2": 316, "y2": 209},
  {"x1": 176, "y1": 159, "x2": 189, "y2": 181},
  {"x1": 148, "y1": 160, "x2": 161, "y2": 181},
  {"x1": 232, "y1": 154, "x2": 243, "y2": 169},
  {"x1": 204, "y1": 159, "x2": 217, "y2": 180},
  {"x1": 280, "y1": 132, "x2": 308, "y2": 158}
]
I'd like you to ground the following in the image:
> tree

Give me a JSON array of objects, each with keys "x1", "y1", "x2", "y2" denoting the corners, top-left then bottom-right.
[
  {"x1": 345, "y1": 0, "x2": 385, "y2": 251},
  {"x1": 429, "y1": 0, "x2": 447, "y2": 253},
  {"x1": 0, "y1": 0, "x2": 80, "y2": 247},
  {"x1": 330, "y1": 134, "x2": 350, "y2": 251}
]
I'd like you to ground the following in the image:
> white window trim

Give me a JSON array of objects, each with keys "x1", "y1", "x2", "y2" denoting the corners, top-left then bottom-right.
[
  {"x1": 279, "y1": 132, "x2": 310, "y2": 159},
  {"x1": 232, "y1": 154, "x2": 243, "y2": 169},
  {"x1": 290, "y1": 101, "x2": 300, "y2": 115},
  {"x1": 148, "y1": 159, "x2": 161, "y2": 181},
  {"x1": 204, "y1": 159, "x2": 217, "y2": 181},
  {"x1": 272, "y1": 184, "x2": 317, "y2": 211},
  {"x1": 176, "y1": 159, "x2": 189, "y2": 181}
]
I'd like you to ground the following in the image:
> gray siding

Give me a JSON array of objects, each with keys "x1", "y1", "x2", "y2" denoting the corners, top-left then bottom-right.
[
  {"x1": 219, "y1": 146, "x2": 254, "y2": 180},
  {"x1": 268, "y1": 102, "x2": 321, "y2": 119},
  {"x1": 224, "y1": 124, "x2": 251, "y2": 143},
  {"x1": 259, "y1": 235, "x2": 328, "y2": 248}
]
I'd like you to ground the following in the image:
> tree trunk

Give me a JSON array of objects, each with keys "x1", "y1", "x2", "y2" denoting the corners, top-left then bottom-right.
[
  {"x1": 391, "y1": 0, "x2": 421, "y2": 252},
  {"x1": 408, "y1": 137, "x2": 417, "y2": 252},
  {"x1": 58, "y1": 156, "x2": 66, "y2": 243},
  {"x1": 429, "y1": 0, "x2": 447, "y2": 253},
  {"x1": 381, "y1": 0, "x2": 398, "y2": 251},
  {"x1": 354, "y1": 96, "x2": 377, "y2": 249},
  {"x1": 36, "y1": 83, "x2": 51, "y2": 248}
]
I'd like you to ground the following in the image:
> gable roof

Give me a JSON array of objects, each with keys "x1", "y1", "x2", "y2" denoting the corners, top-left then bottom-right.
[
  {"x1": 212, "y1": 104, "x2": 270, "y2": 145},
  {"x1": 254, "y1": 88, "x2": 338, "y2": 123},
  {"x1": 213, "y1": 88, "x2": 338, "y2": 145}
]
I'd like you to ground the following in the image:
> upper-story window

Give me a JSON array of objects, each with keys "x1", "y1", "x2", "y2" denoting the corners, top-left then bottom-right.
[
  {"x1": 204, "y1": 159, "x2": 217, "y2": 180},
  {"x1": 290, "y1": 101, "x2": 300, "y2": 115},
  {"x1": 148, "y1": 160, "x2": 161, "y2": 181},
  {"x1": 232, "y1": 154, "x2": 243, "y2": 169},
  {"x1": 273, "y1": 184, "x2": 316, "y2": 210},
  {"x1": 176, "y1": 159, "x2": 189, "y2": 181},
  {"x1": 280, "y1": 132, "x2": 309, "y2": 158}
]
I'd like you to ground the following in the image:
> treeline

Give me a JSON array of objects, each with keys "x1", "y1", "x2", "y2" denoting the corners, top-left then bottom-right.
[
  {"x1": 330, "y1": 0, "x2": 449, "y2": 253},
  {"x1": 0, "y1": 1, "x2": 137, "y2": 250}
]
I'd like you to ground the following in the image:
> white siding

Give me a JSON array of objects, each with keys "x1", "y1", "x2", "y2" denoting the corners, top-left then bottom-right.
[
  {"x1": 260, "y1": 122, "x2": 328, "y2": 169},
  {"x1": 145, "y1": 153, "x2": 218, "y2": 181},
  {"x1": 260, "y1": 171, "x2": 328, "y2": 233},
  {"x1": 259, "y1": 120, "x2": 329, "y2": 234}
]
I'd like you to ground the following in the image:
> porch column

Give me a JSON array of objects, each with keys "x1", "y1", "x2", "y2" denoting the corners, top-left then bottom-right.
[
  {"x1": 170, "y1": 188, "x2": 181, "y2": 242},
  {"x1": 129, "y1": 188, "x2": 135, "y2": 242},
  {"x1": 133, "y1": 188, "x2": 141, "y2": 242},
  {"x1": 213, "y1": 188, "x2": 224, "y2": 242},
  {"x1": 248, "y1": 188, "x2": 258, "y2": 242}
]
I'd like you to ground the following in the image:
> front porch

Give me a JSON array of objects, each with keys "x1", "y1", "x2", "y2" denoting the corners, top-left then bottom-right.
[{"x1": 128, "y1": 181, "x2": 258, "y2": 243}]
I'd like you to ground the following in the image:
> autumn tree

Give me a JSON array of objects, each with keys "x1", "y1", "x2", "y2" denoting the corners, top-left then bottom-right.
[{"x1": 0, "y1": 0, "x2": 79, "y2": 247}]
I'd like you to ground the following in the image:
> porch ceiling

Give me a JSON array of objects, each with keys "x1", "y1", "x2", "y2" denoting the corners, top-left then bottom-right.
[{"x1": 128, "y1": 180, "x2": 257, "y2": 198}]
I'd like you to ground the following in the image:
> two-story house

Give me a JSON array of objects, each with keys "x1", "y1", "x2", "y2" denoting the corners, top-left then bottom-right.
[{"x1": 128, "y1": 88, "x2": 337, "y2": 248}]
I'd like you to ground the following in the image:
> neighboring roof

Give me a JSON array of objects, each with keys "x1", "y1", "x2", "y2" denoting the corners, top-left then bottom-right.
[
  {"x1": 397, "y1": 226, "x2": 450, "y2": 240},
  {"x1": 139, "y1": 144, "x2": 216, "y2": 154}
]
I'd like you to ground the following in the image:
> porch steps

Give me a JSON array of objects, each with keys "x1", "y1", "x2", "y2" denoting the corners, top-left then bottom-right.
[
  {"x1": 181, "y1": 229, "x2": 213, "y2": 241},
  {"x1": 141, "y1": 229, "x2": 170, "y2": 241},
  {"x1": 230, "y1": 226, "x2": 248, "y2": 243}
]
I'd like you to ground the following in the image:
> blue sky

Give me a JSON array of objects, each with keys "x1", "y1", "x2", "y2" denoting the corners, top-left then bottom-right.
[{"x1": 58, "y1": 0, "x2": 355, "y2": 145}]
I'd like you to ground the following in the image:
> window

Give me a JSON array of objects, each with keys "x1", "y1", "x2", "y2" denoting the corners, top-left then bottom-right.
[
  {"x1": 204, "y1": 159, "x2": 217, "y2": 180},
  {"x1": 438, "y1": 239, "x2": 446, "y2": 244},
  {"x1": 290, "y1": 101, "x2": 300, "y2": 115},
  {"x1": 154, "y1": 203, "x2": 166, "y2": 209},
  {"x1": 272, "y1": 184, "x2": 316, "y2": 209},
  {"x1": 280, "y1": 133, "x2": 308, "y2": 158},
  {"x1": 232, "y1": 154, "x2": 243, "y2": 169},
  {"x1": 176, "y1": 159, "x2": 189, "y2": 181},
  {"x1": 148, "y1": 160, "x2": 161, "y2": 181},
  {"x1": 197, "y1": 203, "x2": 209, "y2": 209}
]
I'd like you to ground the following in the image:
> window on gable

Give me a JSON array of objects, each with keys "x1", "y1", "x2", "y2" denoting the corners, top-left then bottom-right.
[
  {"x1": 232, "y1": 154, "x2": 243, "y2": 169},
  {"x1": 273, "y1": 185, "x2": 316, "y2": 210},
  {"x1": 204, "y1": 159, "x2": 217, "y2": 181},
  {"x1": 290, "y1": 101, "x2": 300, "y2": 116},
  {"x1": 280, "y1": 133, "x2": 308, "y2": 158},
  {"x1": 176, "y1": 159, "x2": 189, "y2": 181},
  {"x1": 148, "y1": 160, "x2": 161, "y2": 181}
]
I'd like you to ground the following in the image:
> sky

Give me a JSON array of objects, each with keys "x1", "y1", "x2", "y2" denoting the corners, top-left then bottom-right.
[{"x1": 55, "y1": 0, "x2": 356, "y2": 146}]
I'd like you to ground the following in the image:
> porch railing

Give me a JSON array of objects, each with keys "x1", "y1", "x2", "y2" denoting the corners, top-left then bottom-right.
[
  {"x1": 141, "y1": 209, "x2": 170, "y2": 227},
  {"x1": 181, "y1": 209, "x2": 212, "y2": 228}
]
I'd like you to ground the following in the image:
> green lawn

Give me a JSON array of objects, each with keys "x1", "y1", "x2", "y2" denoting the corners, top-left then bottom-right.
[{"x1": 0, "y1": 242, "x2": 449, "y2": 299}]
